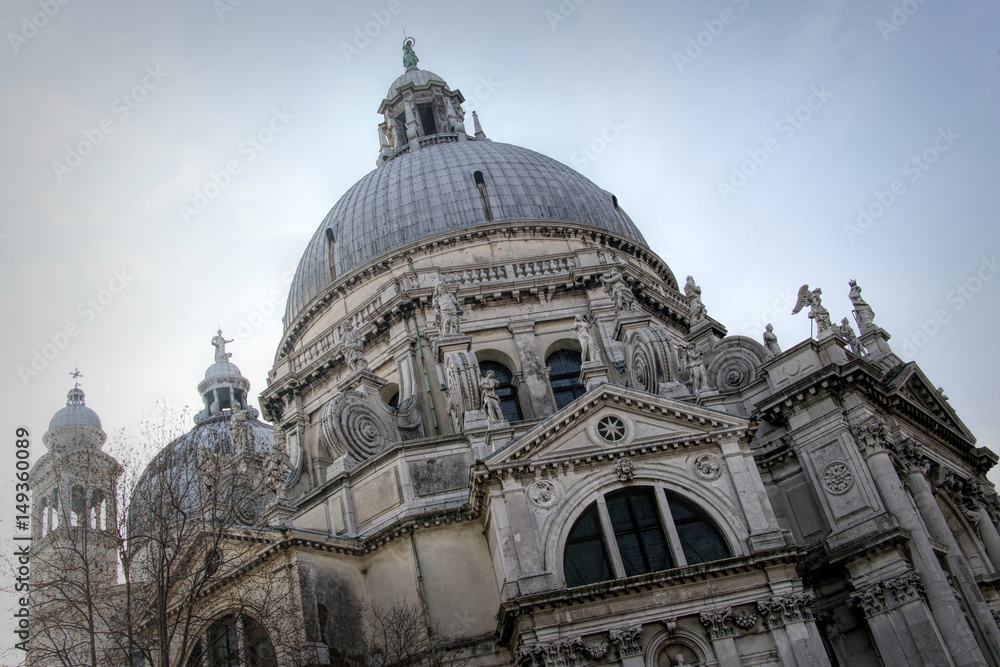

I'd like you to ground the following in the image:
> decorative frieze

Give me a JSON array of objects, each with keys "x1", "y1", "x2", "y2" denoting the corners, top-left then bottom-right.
[
  {"x1": 514, "y1": 638, "x2": 609, "y2": 667},
  {"x1": 757, "y1": 593, "x2": 815, "y2": 629},
  {"x1": 608, "y1": 625, "x2": 643, "y2": 657},
  {"x1": 731, "y1": 608, "x2": 758, "y2": 631}
]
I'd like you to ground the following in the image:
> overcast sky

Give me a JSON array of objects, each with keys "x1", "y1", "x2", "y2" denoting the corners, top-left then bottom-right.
[{"x1": 1, "y1": 0, "x2": 998, "y2": 649}]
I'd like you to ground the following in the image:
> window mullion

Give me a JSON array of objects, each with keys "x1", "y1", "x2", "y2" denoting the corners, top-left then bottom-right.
[
  {"x1": 656, "y1": 489, "x2": 687, "y2": 568},
  {"x1": 596, "y1": 496, "x2": 627, "y2": 579}
]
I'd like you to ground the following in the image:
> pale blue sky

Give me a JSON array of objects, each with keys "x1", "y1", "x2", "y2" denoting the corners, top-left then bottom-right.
[{"x1": 1, "y1": 1, "x2": 998, "y2": 648}]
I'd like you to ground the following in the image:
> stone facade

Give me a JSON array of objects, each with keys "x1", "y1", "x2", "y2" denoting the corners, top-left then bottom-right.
[{"x1": 30, "y1": 47, "x2": 1000, "y2": 667}]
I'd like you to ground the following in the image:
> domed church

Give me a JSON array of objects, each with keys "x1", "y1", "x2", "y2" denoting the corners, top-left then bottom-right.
[{"x1": 30, "y1": 41, "x2": 1000, "y2": 667}]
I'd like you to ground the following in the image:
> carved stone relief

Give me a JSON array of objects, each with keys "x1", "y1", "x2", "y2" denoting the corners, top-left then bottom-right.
[
  {"x1": 822, "y1": 461, "x2": 854, "y2": 495},
  {"x1": 527, "y1": 479, "x2": 560, "y2": 509},
  {"x1": 693, "y1": 453, "x2": 723, "y2": 481}
]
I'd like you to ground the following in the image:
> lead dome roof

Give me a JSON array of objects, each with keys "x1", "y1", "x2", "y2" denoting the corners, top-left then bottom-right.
[
  {"x1": 285, "y1": 139, "x2": 647, "y2": 327},
  {"x1": 49, "y1": 387, "x2": 102, "y2": 430}
]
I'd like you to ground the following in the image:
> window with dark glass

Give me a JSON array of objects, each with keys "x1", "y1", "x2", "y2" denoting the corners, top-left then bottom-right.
[
  {"x1": 479, "y1": 360, "x2": 522, "y2": 422},
  {"x1": 563, "y1": 487, "x2": 732, "y2": 588},
  {"x1": 667, "y1": 493, "x2": 731, "y2": 565},
  {"x1": 563, "y1": 502, "x2": 613, "y2": 587},
  {"x1": 546, "y1": 349, "x2": 586, "y2": 410},
  {"x1": 606, "y1": 488, "x2": 672, "y2": 576}
]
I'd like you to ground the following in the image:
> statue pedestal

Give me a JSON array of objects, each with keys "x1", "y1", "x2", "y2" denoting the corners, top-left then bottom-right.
[
  {"x1": 579, "y1": 361, "x2": 610, "y2": 390},
  {"x1": 432, "y1": 334, "x2": 473, "y2": 362},
  {"x1": 614, "y1": 312, "x2": 652, "y2": 342},
  {"x1": 337, "y1": 368, "x2": 387, "y2": 395},
  {"x1": 264, "y1": 497, "x2": 296, "y2": 527},
  {"x1": 326, "y1": 454, "x2": 358, "y2": 480}
]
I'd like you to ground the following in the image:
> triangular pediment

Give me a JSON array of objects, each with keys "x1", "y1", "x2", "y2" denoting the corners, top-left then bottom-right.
[
  {"x1": 889, "y1": 363, "x2": 975, "y2": 444},
  {"x1": 486, "y1": 385, "x2": 750, "y2": 466}
]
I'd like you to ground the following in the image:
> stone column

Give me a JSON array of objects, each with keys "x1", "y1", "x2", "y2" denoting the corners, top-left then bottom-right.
[
  {"x1": 852, "y1": 419, "x2": 981, "y2": 666},
  {"x1": 718, "y1": 438, "x2": 785, "y2": 551},
  {"x1": 508, "y1": 322, "x2": 557, "y2": 417},
  {"x1": 757, "y1": 594, "x2": 831, "y2": 667},
  {"x1": 699, "y1": 608, "x2": 740, "y2": 667},
  {"x1": 905, "y1": 462, "x2": 1000, "y2": 664},
  {"x1": 850, "y1": 577, "x2": 940, "y2": 667}
]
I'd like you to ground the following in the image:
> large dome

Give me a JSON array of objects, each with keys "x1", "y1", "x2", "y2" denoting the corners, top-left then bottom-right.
[
  {"x1": 285, "y1": 140, "x2": 647, "y2": 327},
  {"x1": 48, "y1": 387, "x2": 101, "y2": 430}
]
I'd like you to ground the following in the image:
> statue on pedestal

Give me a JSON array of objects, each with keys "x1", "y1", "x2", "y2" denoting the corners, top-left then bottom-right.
[
  {"x1": 211, "y1": 329, "x2": 233, "y2": 363},
  {"x1": 342, "y1": 321, "x2": 369, "y2": 372},
  {"x1": 479, "y1": 370, "x2": 503, "y2": 424},
  {"x1": 685, "y1": 276, "x2": 707, "y2": 322},
  {"x1": 792, "y1": 285, "x2": 833, "y2": 336},
  {"x1": 573, "y1": 315, "x2": 602, "y2": 363},
  {"x1": 835, "y1": 318, "x2": 867, "y2": 356},
  {"x1": 263, "y1": 441, "x2": 292, "y2": 501},
  {"x1": 600, "y1": 265, "x2": 635, "y2": 313},
  {"x1": 433, "y1": 282, "x2": 463, "y2": 336},
  {"x1": 763, "y1": 323, "x2": 781, "y2": 356},
  {"x1": 686, "y1": 343, "x2": 711, "y2": 394},
  {"x1": 849, "y1": 279, "x2": 876, "y2": 329}
]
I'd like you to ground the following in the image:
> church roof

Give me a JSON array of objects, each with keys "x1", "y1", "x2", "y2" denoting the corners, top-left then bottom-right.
[{"x1": 284, "y1": 139, "x2": 647, "y2": 327}]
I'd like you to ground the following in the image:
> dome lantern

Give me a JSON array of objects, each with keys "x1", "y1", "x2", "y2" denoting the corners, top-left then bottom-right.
[{"x1": 195, "y1": 329, "x2": 255, "y2": 423}]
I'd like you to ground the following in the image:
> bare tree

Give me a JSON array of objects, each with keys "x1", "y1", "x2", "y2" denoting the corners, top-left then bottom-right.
[{"x1": 26, "y1": 400, "x2": 310, "y2": 667}]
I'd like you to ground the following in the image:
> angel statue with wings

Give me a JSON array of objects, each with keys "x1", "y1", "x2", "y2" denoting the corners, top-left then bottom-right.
[{"x1": 791, "y1": 285, "x2": 833, "y2": 337}]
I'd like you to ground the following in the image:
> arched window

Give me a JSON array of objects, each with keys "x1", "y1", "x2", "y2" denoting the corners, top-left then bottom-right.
[
  {"x1": 563, "y1": 487, "x2": 732, "y2": 587},
  {"x1": 186, "y1": 614, "x2": 277, "y2": 667},
  {"x1": 546, "y1": 349, "x2": 586, "y2": 410},
  {"x1": 479, "y1": 361, "x2": 522, "y2": 422}
]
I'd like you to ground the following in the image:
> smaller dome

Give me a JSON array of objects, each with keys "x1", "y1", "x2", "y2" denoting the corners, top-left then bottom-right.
[
  {"x1": 387, "y1": 68, "x2": 445, "y2": 98},
  {"x1": 48, "y1": 387, "x2": 101, "y2": 430},
  {"x1": 204, "y1": 360, "x2": 244, "y2": 382}
]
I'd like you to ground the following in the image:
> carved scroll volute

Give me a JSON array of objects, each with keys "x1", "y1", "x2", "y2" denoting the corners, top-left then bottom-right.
[
  {"x1": 626, "y1": 326, "x2": 679, "y2": 394},
  {"x1": 444, "y1": 351, "x2": 481, "y2": 429}
]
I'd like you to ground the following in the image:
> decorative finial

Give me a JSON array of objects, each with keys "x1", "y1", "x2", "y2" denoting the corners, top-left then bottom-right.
[
  {"x1": 70, "y1": 367, "x2": 83, "y2": 387},
  {"x1": 402, "y1": 36, "x2": 419, "y2": 70}
]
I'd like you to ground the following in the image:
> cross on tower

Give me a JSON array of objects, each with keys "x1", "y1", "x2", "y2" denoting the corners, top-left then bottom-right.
[{"x1": 70, "y1": 367, "x2": 83, "y2": 387}]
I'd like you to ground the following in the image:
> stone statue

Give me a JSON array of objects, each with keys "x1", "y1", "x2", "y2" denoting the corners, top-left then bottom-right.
[
  {"x1": 342, "y1": 321, "x2": 369, "y2": 372},
  {"x1": 763, "y1": 323, "x2": 781, "y2": 356},
  {"x1": 673, "y1": 655, "x2": 688, "y2": 667},
  {"x1": 263, "y1": 441, "x2": 292, "y2": 500},
  {"x1": 849, "y1": 279, "x2": 875, "y2": 329},
  {"x1": 479, "y1": 370, "x2": 504, "y2": 424},
  {"x1": 402, "y1": 38, "x2": 419, "y2": 69},
  {"x1": 791, "y1": 285, "x2": 833, "y2": 336},
  {"x1": 229, "y1": 401, "x2": 255, "y2": 455},
  {"x1": 210, "y1": 397, "x2": 221, "y2": 417},
  {"x1": 685, "y1": 276, "x2": 707, "y2": 321},
  {"x1": 433, "y1": 282, "x2": 463, "y2": 336},
  {"x1": 573, "y1": 315, "x2": 602, "y2": 363},
  {"x1": 211, "y1": 329, "x2": 233, "y2": 363},
  {"x1": 600, "y1": 265, "x2": 635, "y2": 313},
  {"x1": 686, "y1": 343, "x2": 711, "y2": 394},
  {"x1": 836, "y1": 317, "x2": 867, "y2": 356}
]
